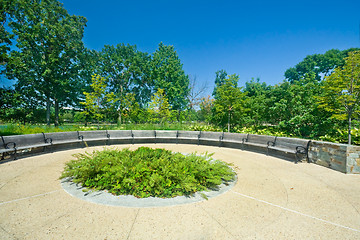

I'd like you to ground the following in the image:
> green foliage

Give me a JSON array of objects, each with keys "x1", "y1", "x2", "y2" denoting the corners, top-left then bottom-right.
[
  {"x1": 317, "y1": 51, "x2": 360, "y2": 144},
  {"x1": 318, "y1": 128, "x2": 360, "y2": 145},
  {"x1": 234, "y1": 126, "x2": 287, "y2": 137},
  {"x1": 285, "y1": 48, "x2": 360, "y2": 83},
  {"x1": 98, "y1": 44, "x2": 152, "y2": 123},
  {"x1": 151, "y1": 42, "x2": 190, "y2": 111},
  {"x1": 243, "y1": 78, "x2": 272, "y2": 126},
  {"x1": 212, "y1": 74, "x2": 247, "y2": 132},
  {"x1": 4, "y1": 0, "x2": 87, "y2": 126},
  {"x1": 188, "y1": 124, "x2": 223, "y2": 132},
  {"x1": 61, "y1": 147, "x2": 235, "y2": 198},
  {"x1": 198, "y1": 95, "x2": 214, "y2": 122},
  {"x1": 212, "y1": 69, "x2": 228, "y2": 99},
  {"x1": 148, "y1": 89, "x2": 171, "y2": 124},
  {"x1": 81, "y1": 74, "x2": 114, "y2": 126}
]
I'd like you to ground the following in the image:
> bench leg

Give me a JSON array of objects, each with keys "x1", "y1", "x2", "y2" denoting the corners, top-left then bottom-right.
[{"x1": 295, "y1": 152, "x2": 302, "y2": 163}]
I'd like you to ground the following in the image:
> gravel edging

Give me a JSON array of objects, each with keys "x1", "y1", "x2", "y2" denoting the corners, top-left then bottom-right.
[{"x1": 61, "y1": 175, "x2": 237, "y2": 208}]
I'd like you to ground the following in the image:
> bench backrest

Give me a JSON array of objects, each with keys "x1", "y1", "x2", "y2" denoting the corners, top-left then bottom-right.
[
  {"x1": 275, "y1": 137, "x2": 310, "y2": 149},
  {"x1": 107, "y1": 130, "x2": 133, "y2": 139},
  {"x1": 222, "y1": 132, "x2": 248, "y2": 142},
  {"x1": 200, "y1": 131, "x2": 223, "y2": 140},
  {"x1": 132, "y1": 130, "x2": 155, "y2": 138},
  {"x1": 177, "y1": 131, "x2": 200, "y2": 139},
  {"x1": 155, "y1": 130, "x2": 178, "y2": 138},
  {"x1": 246, "y1": 134, "x2": 275, "y2": 144},
  {"x1": 45, "y1": 131, "x2": 80, "y2": 143},
  {"x1": 79, "y1": 130, "x2": 108, "y2": 140},
  {"x1": 3, "y1": 133, "x2": 46, "y2": 147}
]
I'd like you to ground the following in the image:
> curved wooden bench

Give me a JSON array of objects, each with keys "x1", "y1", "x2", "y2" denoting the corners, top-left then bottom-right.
[
  {"x1": 243, "y1": 134, "x2": 276, "y2": 154},
  {"x1": 221, "y1": 132, "x2": 248, "y2": 149},
  {"x1": 132, "y1": 130, "x2": 156, "y2": 144},
  {"x1": 45, "y1": 131, "x2": 83, "y2": 148},
  {"x1": 268, "y1": 137, "x2": 311, "y2": 162},
  {"x1": 1, "y1": 130, "x2": 310, "y2": 163},
  {"x1": 1, "y1": 133, "x2": 51, "y2": 159},
  {"x1": 154, "y1": 130, "x2": 178, "y2": 144},
  {"x1": 107, "y1": 130, "x2": 133, "y2": 144},
  {"x1": 79, "y1": 130, "x2": 109, "y2": 146},
  {"x1": 199, "y1": 131, "x2": 223, "y2": 147},
  {"x1": 177, "y1": 131, "x2": 200, "y2": 145}
]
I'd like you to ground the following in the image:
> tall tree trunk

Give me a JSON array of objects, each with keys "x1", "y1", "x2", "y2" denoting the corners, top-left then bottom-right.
[
  {"x1": 228, "y1": 110, "x2": 231, "y2": 132},
  {"x1": 54, "y1": 99, "x2": 59, "y2": 127},
  {"x1": 118, "y1": 110, "x2": 122, "y2": 125},
  {"x1": 46, "y1": 97, "x2": 51, "y2": 126},
  {"x1": 348, "y1": 115, "x2": 352, "y2": 145},
  {"x1": 177, "y1": 110, "x2": 181, "y2": 122}
]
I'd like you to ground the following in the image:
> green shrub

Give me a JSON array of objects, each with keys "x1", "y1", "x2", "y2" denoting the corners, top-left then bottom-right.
[
  {"x1": 188, "y1": 124, "x2": 223, "y2": 132},
  {"x1": 61, "y1": 147, "x2": 236, "y2": 198}
]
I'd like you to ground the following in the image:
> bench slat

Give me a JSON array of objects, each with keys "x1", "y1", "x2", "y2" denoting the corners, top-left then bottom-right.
[
  {"x1": 222, "y1": 132, "x2": 247, "y2": 143},
  {"x1": 79, "y1": 130, "x2": 109, "y2": 141},
  {"x1": 45, "y1": 132, "x2": 82, "y2": 145},
  {"x1": 199, "y1": 131, "x2": 223, "y2": 141},
  {"x1": 107, "y1": 130, "x2": 133, "y2": 139},
  {"x1": 155, "y1": 130, "x2": 178, "y2": 138}
]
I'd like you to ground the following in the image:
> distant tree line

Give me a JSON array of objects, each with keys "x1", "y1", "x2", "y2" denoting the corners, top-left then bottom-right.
[{"x1": 204, "y1": 49, "x2": 360, "y2": 144}]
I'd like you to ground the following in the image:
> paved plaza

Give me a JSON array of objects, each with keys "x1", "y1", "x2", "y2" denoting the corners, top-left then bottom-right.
[{"x1": 1, "y1": 144, "x2": 359, "y2": 239}]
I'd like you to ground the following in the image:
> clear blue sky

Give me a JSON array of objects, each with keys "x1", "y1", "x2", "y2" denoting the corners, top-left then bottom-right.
[{"x1": 2, "y1": 0, "x2": 360, "y2": 96}]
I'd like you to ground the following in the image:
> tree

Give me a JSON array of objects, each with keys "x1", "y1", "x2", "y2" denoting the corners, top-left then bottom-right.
[
  {"x1": 243, "y1": 78, "x2": 272, "y2": 126},
  {"x1": 99, "y1": 44, "x2": 151, "y2": 124},
  {"x1": 212, "y1": 69, "x2": 228, "y2": 99},
  {"x1": 148, "y1": 88, "x2": 171, "y2": 124},
  {"x1": 317, "y1": 51, "x2": 360, "y2": 144},
  {"x1": 151, "y1": 42, "x2": 189, "y2": 112},
  {"x1": 0, "y1": 0, "x2": 16, "y2": 71},
  {"x1": 81, "y1": 74, "x2": 113, "y2": 128},
  {"x1": 199, "y1": 95, "x2": 214, "y2": 123},
  {"x1": 285, "y1": 48, "x2": 359, "y2": 84},
  {"x1": 4, "y1": 0, "x2": 87, "y2": 126},
  {"x1": 187, "y1": 75, "x2": 207, "y2": 110},
  {"x1": 213, "y1": 74, "x2": 247, "y2": 132}
]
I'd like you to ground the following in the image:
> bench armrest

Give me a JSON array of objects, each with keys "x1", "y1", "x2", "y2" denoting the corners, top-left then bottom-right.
[
  {"x1": 267, "y1": 141, "x2": 275, "y2": 147},
  {"x1": 45, "y1": 138, "x2": 52, "y2": 144},
  {"x1": 242, "y1": 138, "x2": 248, "y2": 143},
  {"x1": 5, "y1": 142, "x2": 16, "y2": 149},
  {"x1": 296, "y1": 146, "x2": 307, "y2": 154},
  {"x1": 78, "y1": 135, "x2": 83, "y2": 140}
]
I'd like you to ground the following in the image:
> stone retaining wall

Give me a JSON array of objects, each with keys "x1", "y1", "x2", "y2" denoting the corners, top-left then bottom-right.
[{"x1": 308, "y1": 140, "x2": 360, "y2": 174}]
